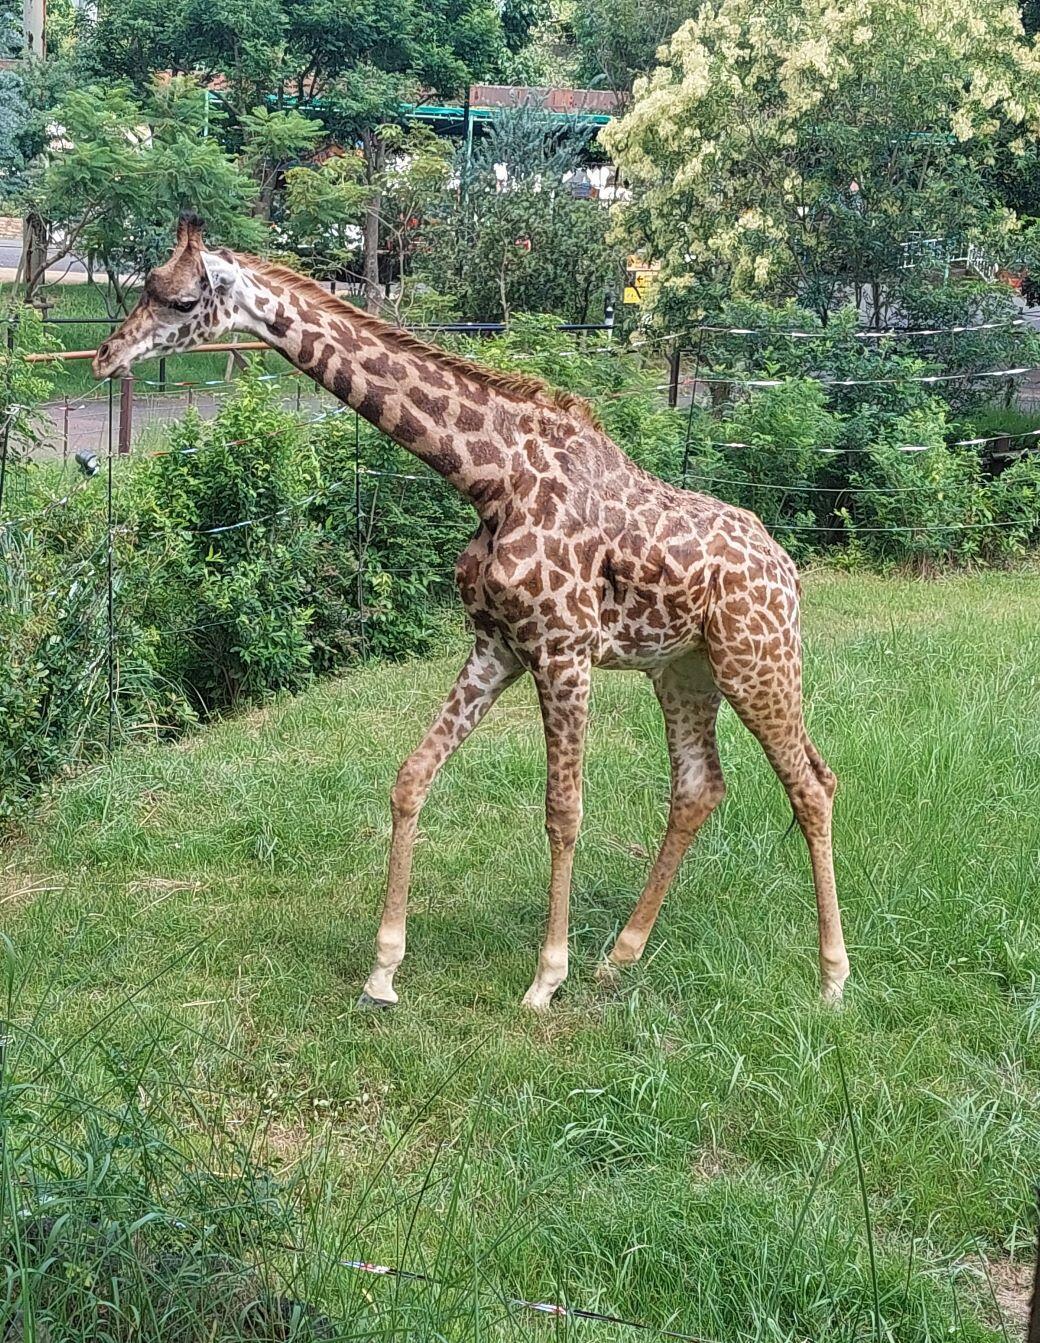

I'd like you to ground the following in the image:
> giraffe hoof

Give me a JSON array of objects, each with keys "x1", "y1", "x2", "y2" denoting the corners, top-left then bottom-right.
[
  {"x1": 820, "y1": 976, "x2": 848, "y2": 1008},
  {"x1": 595, "y1": 959, "x2": 622, "y2": 989},
  {"x1": 357, "y1": 992, "x2": 397, "y2": 1010}
]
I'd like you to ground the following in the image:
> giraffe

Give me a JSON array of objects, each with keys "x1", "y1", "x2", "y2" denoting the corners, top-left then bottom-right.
[{"x1": 94, "y1": 214, "x2": 850, "y2": 1011}]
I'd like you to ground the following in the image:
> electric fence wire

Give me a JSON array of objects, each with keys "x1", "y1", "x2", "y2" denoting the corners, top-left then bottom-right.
[
  {"x1": 683, "y1": 317, "x2": 1031, "y2": 339},
  {"x1": 691, "y1": 362, "x2": 1039, "y2": 388}
]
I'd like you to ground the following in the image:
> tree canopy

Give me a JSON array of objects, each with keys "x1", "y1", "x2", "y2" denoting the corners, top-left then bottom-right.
[{"x1": 603, "y1": 0, "x2": 1040, "y2": 326}]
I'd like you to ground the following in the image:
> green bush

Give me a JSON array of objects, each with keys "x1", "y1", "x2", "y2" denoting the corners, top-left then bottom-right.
[
  {"x1": 675, "y1": 298, "x2": 1040, "y2": 566},
  {"x1": 130, "y1": 375, "x2": 323, "y2": 714},
  {"x1": 308, "y1": 411, "x2": 472, "y2": 663},
  {"x1": 0, "y1": 466, "x2": 185, "y2": 823}
]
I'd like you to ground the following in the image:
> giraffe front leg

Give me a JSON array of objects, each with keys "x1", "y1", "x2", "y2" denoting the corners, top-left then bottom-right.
[
  {"x1": 360, "y1": 639, "x2": 521, "y2": 1007},
  {"x1": 521, "y1": 658, "x2": 591, "y2": 1011}
]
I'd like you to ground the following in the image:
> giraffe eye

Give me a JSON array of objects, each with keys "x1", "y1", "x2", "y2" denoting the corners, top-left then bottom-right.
[{"x1": 168, "y1": 297, "x2": 198, "y2": 314}]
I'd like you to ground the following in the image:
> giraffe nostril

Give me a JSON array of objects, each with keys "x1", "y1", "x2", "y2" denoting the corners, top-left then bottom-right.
[{"x1": 98, "y1": 340, "x2": 110, "y2": 359}]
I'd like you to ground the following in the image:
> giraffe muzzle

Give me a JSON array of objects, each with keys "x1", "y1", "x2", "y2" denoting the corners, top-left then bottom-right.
[{"x1": 92, "y1": 340, "x2": 132, "y2": 381}]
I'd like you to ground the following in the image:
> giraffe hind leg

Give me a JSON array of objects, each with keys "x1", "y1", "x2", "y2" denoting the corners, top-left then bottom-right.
[
  {"x1": 707, "y1": 609, "x2": 849, "y2": 1003},
  {"x1": 603, "y1": 657, "x2": 724, "y2": 973}
]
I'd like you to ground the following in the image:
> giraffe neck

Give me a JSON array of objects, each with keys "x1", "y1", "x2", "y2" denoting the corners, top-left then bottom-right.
[{"x1": 227, "y1": 254, "x2": 519, "y2": 513}]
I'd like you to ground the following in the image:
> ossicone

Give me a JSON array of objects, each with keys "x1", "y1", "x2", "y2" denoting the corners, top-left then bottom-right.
[{"x1": 176, "y1": 211, "x2": 206, "y2": 247}]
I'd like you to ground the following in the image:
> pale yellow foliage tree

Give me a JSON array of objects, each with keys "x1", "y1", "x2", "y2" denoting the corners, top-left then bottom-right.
[{"x1": 603, "y1": 0, "x2": 1040, "y2": 324}]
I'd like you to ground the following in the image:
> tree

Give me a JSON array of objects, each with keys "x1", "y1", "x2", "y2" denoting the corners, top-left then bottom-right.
[
  {"x1": 373, "y1": 123, "x2": 453, "y2": 319},
  {"x1": 571, "y1": 0, "x2": 697, "y2": 98},
  {"x1": 280, "y1": 152, "x2": 369, "y2": 278},
  {"x1": 30, "y1": 79, "x2": 263, "y2": 307},
  {"x1": 240, "y1": 105, "x2": 325, "y2": 218},
  {"x1": 603, "y1": 0, "x2": 1040, "y2": 328},
  {"x1": 76, "y1": 0, "x2": 530, "y2": 310},
  {"x1": 418, "y1": 106, "x2": 623, "y2": 323}
]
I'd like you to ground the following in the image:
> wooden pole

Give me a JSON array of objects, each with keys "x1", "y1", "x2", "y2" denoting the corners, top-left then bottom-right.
[
  {"x1": 667, "y1": 346, "x2": 680, "y2": 409},
  {"x1": 117, "y1": 374, "x2": 133, "y2": 455}
]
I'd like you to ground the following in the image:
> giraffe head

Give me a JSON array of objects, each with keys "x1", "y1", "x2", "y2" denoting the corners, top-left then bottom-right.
[{"x1": 92, "y1": 213, "x2": 243, "y2": 379}]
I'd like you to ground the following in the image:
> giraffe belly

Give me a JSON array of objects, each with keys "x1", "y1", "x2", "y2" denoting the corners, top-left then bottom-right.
[{"x1": 595, "y1": 585, "x2": 707, "y2": 671}]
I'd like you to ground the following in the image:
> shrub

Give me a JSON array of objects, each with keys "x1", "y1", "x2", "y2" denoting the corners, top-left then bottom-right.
[
  {"x1": 308, "y1": 410, "x2": 473, "y2": 663},
  {"x1": 4, "y1": 319, "x2": 1040, "y2": 820},
  {"x1": 683, "y1": 378, "x2": 839, "y2": 561},
  {"x1": 0, "y1": 464, "x2": 185, "y2": 822},
  {"x1": 131, "y1": 374, "x2": 323, "y2": 715}
]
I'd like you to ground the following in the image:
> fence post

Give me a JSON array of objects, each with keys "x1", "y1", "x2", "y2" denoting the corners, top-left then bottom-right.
[
  {"x1": 667, "y1": 346, "x2": 680, "y2": 409},
  {"x1": 681, "y1": 329, "x2": 705, "y2": 487},
  {"x1": 62, "y1": 395, "x2": 69, "y2": 464},
  {"x1": 1028, "y1": 1191, "x2": 1039, "y2": 1343},
  {"x1": 106, "y1": 377, "x2": 115, "y2": 752},
  {"x1": 118, "y1": 374, "x2": 134, "y2": 455},
  {"x1": 0, "y1": 315, "x2": 18, "y2": 520},
  {"x1": 158, "y1": 356, "x2": 167, "y2": 392},
  {"x1": 354, "y1": 409, "x2": 367, "y2": 657}
]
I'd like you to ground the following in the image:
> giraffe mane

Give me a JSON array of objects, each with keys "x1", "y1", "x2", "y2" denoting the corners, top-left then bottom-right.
[{"x1": 237, "y1": 255, "x2": 600, "y2": 427}]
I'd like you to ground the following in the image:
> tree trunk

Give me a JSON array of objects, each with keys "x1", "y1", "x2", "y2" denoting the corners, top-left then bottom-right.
[
  {"x1": 253, "y1": 170, "x2": 277, "y2": 221},
  {"x1": 22, "y1": 212, "x2": 48, "y2": 301},
  {"x1": 362, "y1": 130, "x2": 385, "y2": 316}
]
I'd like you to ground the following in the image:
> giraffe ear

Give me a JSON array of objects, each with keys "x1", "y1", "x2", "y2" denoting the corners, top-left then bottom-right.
[{"x1": 201, "y1": 249, "x2": 237, "y2": 296}]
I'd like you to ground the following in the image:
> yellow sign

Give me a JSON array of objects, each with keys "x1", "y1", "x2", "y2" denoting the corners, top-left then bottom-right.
[{"x1": 623, "y1": 255, "x2": 658, "y2": 305}]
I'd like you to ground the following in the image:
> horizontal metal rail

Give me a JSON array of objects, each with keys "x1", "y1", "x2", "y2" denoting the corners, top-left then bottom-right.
[{"x1": 22, "y1": 341, "x2": 270, "y2": 364}]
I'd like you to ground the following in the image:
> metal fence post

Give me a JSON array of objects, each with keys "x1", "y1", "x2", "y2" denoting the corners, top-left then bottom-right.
[
  {"x1": 667, "y1": 346, "x2": 680, "y2": 408},
  {"x1": 1028, "y1": 1191, "x2": 1040, "y2": 1343},
  {"x1": 0, "y1": 315, "x2": 17, "y2": 520},
  {"x1": 106, "y1": 377, "x2": 115, "y2": 752},
  {"x1": 118, "y1": 374, "x2": 134, "y2": 455},
  {"x1": 354, "y1": 409, "x2": 367, "y2": 657},
  {"x1": 681, "y1": 329, "x2": 705, "y2": 488}
]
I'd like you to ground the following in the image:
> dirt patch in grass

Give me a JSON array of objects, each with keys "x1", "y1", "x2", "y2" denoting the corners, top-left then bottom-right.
[
  {"x1": 982, "y1": 1257, "x2": 1036, "y2": 1337},
  {"x1": 0, "y1": 865, "x2": 62, "y2": 918}
]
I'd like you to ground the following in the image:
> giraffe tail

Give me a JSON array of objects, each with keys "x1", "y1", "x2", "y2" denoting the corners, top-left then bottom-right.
[
  {"x1": 782, "y1": 737, "x2": 835, "y2": 840},
  {"x1": 803, "y1": 734, "x2": 837, "y2": 792}
]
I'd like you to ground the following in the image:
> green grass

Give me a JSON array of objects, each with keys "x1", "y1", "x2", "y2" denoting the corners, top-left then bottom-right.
[
  {"x1": 961, "y1": 403, "x2": 1040, "y2": 442},
  {"x1": 3, "y1": 569, "x2": 1040, "y2": 1341}
]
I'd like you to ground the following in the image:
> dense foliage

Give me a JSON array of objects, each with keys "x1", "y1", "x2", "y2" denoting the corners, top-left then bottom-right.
[
  {"x1": 415, "y1": 107, "x2": 624, "y2": 323},
  {"x1": 604, "y1": 0, "x2": 1040, "y2": 328},
  {"x1": 29, "y1": 79, "x2": 265, "y2": 301}
]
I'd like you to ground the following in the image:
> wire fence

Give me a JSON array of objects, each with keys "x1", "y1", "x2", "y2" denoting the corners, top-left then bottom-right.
[
  {"x1": 4, "y1": 316, "x2": 1040, "y2": 813},
  {"x1": 3, "y1": 314, "x2": 1040, "y2": 1343}
]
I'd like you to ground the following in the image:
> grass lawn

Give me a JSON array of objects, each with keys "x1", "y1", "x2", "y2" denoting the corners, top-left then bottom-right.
[{"x1": 3, "y1": 570, "x2": 1040, "y2": 1341}]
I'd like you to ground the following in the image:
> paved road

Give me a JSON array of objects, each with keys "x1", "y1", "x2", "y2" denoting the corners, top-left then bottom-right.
[
  {"x1": 0, "y1": 236, "x2": 93, "y2": 283},
  {"x1": 0, "y1": 239, "x2": 84, "y2": 273},
  {"x1": 28, "y1": 382, "x2": 333, "y2": 461}
]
